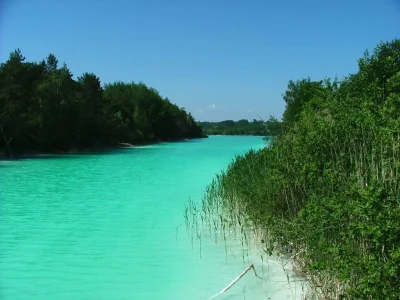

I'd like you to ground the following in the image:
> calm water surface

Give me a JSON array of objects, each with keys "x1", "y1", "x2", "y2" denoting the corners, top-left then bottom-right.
[{"x1": 0, "y1": 136, "x2": 302, "y2": 300}]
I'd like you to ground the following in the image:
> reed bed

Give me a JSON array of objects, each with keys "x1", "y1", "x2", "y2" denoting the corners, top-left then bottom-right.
[{"x1": 184, "y1": 40, "x2": 400, "y2": 299}]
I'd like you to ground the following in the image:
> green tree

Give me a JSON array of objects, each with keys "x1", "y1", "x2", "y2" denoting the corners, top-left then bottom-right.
[
  {"x1": 0, "y1": 50, "x2": 205, "y2": 157},
  {"x1": 195, "y1": 39, "x2": 400, "y2": 299},
  {"x1": 76, "y1": 72, "x2": 104, "y2": 146},
  {"x1": 282, "y1": 78, "x2": 325, "y2": 126}
]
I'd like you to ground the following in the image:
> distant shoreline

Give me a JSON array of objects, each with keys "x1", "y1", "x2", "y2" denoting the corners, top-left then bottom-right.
[{"x1": 206, "y1": 134, "x2": 266, "y2": 137}]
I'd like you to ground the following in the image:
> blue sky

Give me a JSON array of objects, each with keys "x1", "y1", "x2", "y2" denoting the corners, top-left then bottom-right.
[{"x1": 0, "y1": 0, "x2": 399, "y2": 121}]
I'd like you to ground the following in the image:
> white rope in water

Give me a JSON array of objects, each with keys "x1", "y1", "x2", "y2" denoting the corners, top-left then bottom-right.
[{"x1": 207, "y1": 264, "x2": 258, "y2": 300}]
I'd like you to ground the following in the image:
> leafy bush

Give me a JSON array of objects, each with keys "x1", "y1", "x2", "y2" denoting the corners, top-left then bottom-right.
[{"x1": 200, "y1": 39, "x2": 400, "y2": 299}]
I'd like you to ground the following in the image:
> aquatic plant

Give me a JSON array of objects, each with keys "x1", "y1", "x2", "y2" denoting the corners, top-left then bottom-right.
[{"x1": 186, "y1": 39, "x2": 400, "y2": 299}]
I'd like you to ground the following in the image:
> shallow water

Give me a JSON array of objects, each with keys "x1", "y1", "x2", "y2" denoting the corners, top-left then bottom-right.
[{"x1": 0, "y1": 136, "x2": 303, "y2": 300}]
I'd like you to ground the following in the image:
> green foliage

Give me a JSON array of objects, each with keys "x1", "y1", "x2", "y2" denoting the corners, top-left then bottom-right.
[
  {"x1": 282, "y1": 77, "x2": 328, "y2": 126},
  {"x1": 201, "y1": 39, "x2": 400, "y2": 299},
  {"x1": 200, "y1": 117, "x2": 282, "y2": 136},
  {"x1": 0, "y1": 51, "x2": 205, "y2": 157}
]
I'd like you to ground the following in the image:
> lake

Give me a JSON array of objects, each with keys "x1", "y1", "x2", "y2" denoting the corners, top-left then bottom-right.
[{"x1": 0, "y1": 136, "x2": 303, "y2": 300}]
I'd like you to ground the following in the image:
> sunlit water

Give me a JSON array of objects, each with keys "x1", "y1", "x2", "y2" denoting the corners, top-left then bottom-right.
[{"x1": 0, "y1": 136, "x2": 303, "y2": 300}]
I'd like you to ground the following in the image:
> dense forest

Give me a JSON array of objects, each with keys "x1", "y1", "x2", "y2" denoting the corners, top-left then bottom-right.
[
  {"x1": 200, "y1": 116, "x2": 282, "y2": 136},
  {"x1": 194, "y1": 39, "x2": 400, "y2": 298},
  {"x1": 0, "y1": 50, "x2": 205, "y2": 158}
]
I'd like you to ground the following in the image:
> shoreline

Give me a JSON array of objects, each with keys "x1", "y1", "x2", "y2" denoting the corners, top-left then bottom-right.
[
  {"x1": 0, "y1": 136, "x2": 208, "y2": 161},
  {"x1": 184, "y1": 202, "x2": 307, "y2": 299}
]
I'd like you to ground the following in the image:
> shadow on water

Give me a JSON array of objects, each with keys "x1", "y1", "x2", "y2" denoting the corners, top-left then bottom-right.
[{"x1": 1, "y1": 138, "x2": 207, "y2": 162}]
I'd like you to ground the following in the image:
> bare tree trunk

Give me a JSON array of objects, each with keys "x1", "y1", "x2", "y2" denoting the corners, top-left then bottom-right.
[
  {"x1": 207, "y1": 264, "x2": 259, "y2": 300},
  {"x1": 0, "y1": 125, "x2": 13, "y2": 158}
]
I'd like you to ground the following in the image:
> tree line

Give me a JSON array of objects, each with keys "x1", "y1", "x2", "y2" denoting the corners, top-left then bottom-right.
[
  {"x1": 0, "y1": 50, "x2": 205, "y2": 157},
  {"x1": 199, "y1": 117, "x2": 282, "y2": 136},
  {"x1": 197, "y1": 39, "x2": 400, "y2": 298}
]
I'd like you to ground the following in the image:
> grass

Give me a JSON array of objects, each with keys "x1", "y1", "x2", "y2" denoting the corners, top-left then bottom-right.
[{"x1": 184, "y1": 39, "x2": 400, "y2": 299}]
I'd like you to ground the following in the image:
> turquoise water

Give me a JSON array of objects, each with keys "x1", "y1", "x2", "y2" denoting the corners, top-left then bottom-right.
[{"x1": 0, "y1": 136, "x2": 302, "y2": 300}]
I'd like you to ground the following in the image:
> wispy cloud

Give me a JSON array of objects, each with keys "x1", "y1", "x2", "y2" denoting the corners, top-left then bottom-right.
[
  {"x1": 197, "y1": 109, "x2": 204, "y2": 113},
  {"x1": 246, "y1": 109, "x2": 253, "y2": 113},
  {"x1": 208, "y1": 103, "x2": 216, "y2": 109}
]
